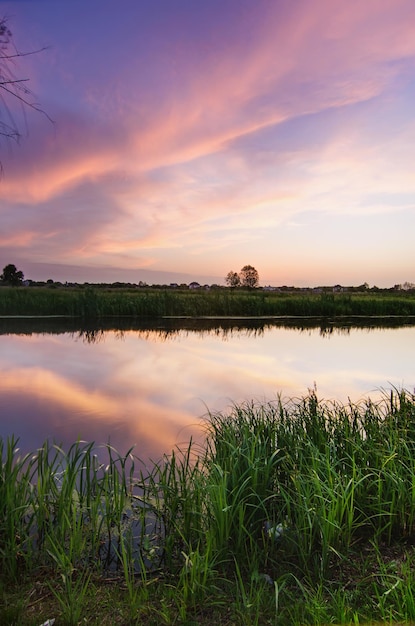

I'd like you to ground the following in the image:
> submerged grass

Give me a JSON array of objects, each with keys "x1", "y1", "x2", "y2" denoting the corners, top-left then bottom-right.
[{"x1": 2, "y1": 389, "x2": 415, "y2": 623}]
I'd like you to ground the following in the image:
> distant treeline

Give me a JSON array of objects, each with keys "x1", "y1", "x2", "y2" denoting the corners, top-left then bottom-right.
[{"x1": 1, "y1": 285, "x2": 415, "y2": 319}]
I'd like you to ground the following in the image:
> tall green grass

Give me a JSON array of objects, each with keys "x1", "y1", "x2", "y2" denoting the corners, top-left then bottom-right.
[
  {"x1": 3, "y1": 389, "x2": 415, "y2": 623},
  {"x1": 2, "y1": 284, "x2": 415, "y2": 318}
]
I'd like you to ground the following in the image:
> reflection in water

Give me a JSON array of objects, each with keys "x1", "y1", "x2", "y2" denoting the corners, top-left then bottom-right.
[
  {"x1": 1, "y1": 314, "x2": 415, "y2": 340},
  {"x1": 0, "y1": 317, "x2": 414, "y2": 464}
]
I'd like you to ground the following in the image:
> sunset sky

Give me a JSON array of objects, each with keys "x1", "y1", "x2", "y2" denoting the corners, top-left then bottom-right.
[{"x1": 0, "y1": 0, "x2": 414, "y2": 287}]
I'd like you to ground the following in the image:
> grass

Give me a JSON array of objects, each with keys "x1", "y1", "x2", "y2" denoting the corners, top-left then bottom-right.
[
  {"x1": 2, "y1": 284, "x2": 415, "y2": 318},
  {"x1": 2, "y1": 389, "x2": 415, "y2": 623}
]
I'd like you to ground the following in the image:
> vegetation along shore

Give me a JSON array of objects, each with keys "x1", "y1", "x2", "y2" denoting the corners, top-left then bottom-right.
[
  {"x1": 2, "y1": 389, "x2": 415, "y2": 624},
  {"x1": 1, "y1": 284, "x2": 415, "y2": 319}
]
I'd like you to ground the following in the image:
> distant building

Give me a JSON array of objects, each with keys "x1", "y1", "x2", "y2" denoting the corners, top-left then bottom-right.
[{"x1": 188, "y1": 281, "x2": 201, "y2": 289}]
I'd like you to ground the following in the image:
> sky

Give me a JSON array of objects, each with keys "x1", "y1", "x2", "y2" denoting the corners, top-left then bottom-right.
[{"x1": 0, "y1": 0, "x2": 414, "y2": 287}]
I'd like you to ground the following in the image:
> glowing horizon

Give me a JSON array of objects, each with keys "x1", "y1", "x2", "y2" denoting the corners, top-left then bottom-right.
[{"x1": 0, "y1": 0, "x2": 414, "y2": 288}]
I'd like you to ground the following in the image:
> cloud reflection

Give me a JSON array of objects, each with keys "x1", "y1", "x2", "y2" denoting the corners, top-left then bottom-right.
[{"x1": 1, "y1": 322, "x2": 414, "y2": 466}]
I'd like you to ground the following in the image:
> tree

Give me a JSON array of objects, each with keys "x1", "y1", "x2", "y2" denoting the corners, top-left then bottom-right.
[
  {"x1": 239, "y1": 265, "x2": 259, "y2": 288},
  {"x1": 225, "y1": 270, "x2": 241, "y2": 288},
  {"x1": 1, "y1": 263, "x2": 24, "y2": 285},
  {"x1": 0, "y1": 17, "x2": 50, "y2": 162}
]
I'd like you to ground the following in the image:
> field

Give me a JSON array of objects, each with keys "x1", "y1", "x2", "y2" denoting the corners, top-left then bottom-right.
[
  {"x1": 2, "y1": 389, "x2": 415, "y2": 624},
  {"x1": 1, "y1": 284, "x2": 415, "y2": 318}
]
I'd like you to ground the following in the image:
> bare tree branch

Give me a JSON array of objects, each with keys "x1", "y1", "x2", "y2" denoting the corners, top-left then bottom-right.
[
  {"x1": 0, "y1": 15, "x2": 52, "y2": 163},
  {"x1": 1, "y1": 46, "x2": 49, "y2": 61}
]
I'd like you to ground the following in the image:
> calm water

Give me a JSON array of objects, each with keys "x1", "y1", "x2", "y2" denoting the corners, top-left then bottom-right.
[{"x1": 1, "y1": 318, "x2": 414, "y2": 463}]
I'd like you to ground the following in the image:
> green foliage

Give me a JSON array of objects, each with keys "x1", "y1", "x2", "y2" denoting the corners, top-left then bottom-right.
[
  {"x1": 3, "y1": 389, "x2": 415, "y2": 623},
  {"x1": 2, "y1": 284, "x2": 415, "y2": 318}
]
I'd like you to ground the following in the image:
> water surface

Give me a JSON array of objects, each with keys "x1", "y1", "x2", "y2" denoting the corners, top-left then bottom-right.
[{"x1": 1, "y1": 318, "x2": 414, "y2": 463}]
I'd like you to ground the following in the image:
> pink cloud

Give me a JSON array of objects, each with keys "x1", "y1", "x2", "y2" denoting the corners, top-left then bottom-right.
[{"x1": 4, "y1": 0, "x2": 415, "y2": 199}]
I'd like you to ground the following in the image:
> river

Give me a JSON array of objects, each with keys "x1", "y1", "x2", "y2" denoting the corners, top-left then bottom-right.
[{"x1": 0, "y1": 317, "x2": 414, "y2": 463}]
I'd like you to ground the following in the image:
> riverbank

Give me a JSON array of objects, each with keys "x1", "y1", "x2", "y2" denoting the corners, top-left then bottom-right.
[
  {"x1": 2, "y1": 389, "x2": 415, "y2": 624},
  {"x1": 1, "y1": 285, "x2": 415, "y2": 319}
]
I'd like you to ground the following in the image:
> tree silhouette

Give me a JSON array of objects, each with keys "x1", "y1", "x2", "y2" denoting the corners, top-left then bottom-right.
[
  {"x1": 1, "y1": 263, "x2": 24, "y2": 285},
  {"x1": 225, "y1": 270, "x2": 241, "y2": 288},
  {"x1": 226, "y1": 266, "x2": 260, "y2": 288},
  {"x1": 239, "y1": 265, "x2": 259, "y2": 288}
]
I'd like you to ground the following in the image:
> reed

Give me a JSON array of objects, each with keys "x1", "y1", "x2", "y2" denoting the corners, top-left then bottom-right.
[
  {"x1": 2, "y1": 389, "x2": 415, "y2": 623},
  {"x1": 46, "y1": 527, "x2": 92, "y2": 626},
  {"x1": 2, "y1": 284, "x2": 415, "y2": 318},
  {"x1": 0, "y1": 436, "x2": 34, "y2": 580}
]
